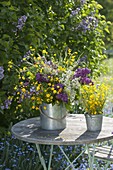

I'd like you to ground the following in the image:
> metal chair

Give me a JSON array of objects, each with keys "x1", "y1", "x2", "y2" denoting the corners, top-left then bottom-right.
[{"x1": 85, "y1": 144, "x2": 113, "y2": 169}]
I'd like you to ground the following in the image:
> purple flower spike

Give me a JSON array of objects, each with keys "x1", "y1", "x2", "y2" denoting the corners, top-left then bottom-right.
[{"x1": 16, "y1": 15, "x2": 27, "y2": 30}]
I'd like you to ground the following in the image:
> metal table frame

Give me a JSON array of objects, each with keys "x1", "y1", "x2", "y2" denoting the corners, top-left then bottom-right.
[
  {"x1": 36, "y1": 144, "x2": 97, "y2": 170},
  {"x1": 11, "y1": 114, "x2": 113, "y2": 170}
]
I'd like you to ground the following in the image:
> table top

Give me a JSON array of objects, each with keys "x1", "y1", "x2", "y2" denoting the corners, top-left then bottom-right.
[{"x1": 11, "y1": 114, "x2": 113, "y2": 145}]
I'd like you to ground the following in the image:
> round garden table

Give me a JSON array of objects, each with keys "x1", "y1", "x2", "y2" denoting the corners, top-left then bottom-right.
[{"x1": 11, "y1": 114, "x2": 113, "y2": 170}]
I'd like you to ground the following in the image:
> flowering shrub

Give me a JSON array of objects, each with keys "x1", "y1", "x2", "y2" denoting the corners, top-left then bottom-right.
[
  {"x1": 0, "y1": 0, "x2": 109, "y2": 126},
  {"x1": 80, "y1": 83, "x2": 108, "y2": 115},
  {"x1": 6, "y1": 48, "x2": 92, "y2": 112}
]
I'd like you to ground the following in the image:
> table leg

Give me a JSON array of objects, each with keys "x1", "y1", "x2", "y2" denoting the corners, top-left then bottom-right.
[
  {"x1": 36, "y1": 144, "x2": 54, "y2": 170},
  {"x1": 36, "y1": 144, "x2": 47, "y2": 170},
  {"x1": 65, "y1": 146, "x2": 87, "y2": 170},
  {"x1": 86, "y1": 144, "x2": 96, "y2": 170},
  {"x1": 36, "y1": 144, "x2": 53, "y2": 170},
  {"x1": 58, "y1": 145, "x2": 76, "y2": 170},
  {"x1": 48, "y1": 145, "x2": 54, "y2": 170}
]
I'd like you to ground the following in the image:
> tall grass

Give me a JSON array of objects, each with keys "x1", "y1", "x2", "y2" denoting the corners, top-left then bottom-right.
[{"x1": 96, "y1": 58, "x2": 113, "y2": 116}]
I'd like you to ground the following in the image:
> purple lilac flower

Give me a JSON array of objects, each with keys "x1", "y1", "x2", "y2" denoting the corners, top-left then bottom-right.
[
  {"x1": 76, "y1": 16, "x2": 98, "y2": 33},
  {"x1": 71, "y1": 8, "x2": 80, "y2": 16},
  {"x1": 74, "y1": 68, "x2": 91, "y2": 78},
  {"x1": 80, "y1": 0, "x2": 86, "y2": 5},
  {"x1": 0, "y1": 66, "x2": 4, "y2": 80},
  {"x1": 21, "y1": 50, "x2": 31, "y2": 62},
  {"x1": 16, "y1": 15, "x2": 27, "y2": 30},
  {"x1": 36, "y1": 73, "x2": 49, "y2": 83},
  {"x1": 56, "y1": 93, "x2": 68, "y2": 103},
  {"x1": 1, "y1": 98, "x2": 13, "y2": 110},
  {"x1": 78, "y1": 55, "x2": 87, "y2": 64}
]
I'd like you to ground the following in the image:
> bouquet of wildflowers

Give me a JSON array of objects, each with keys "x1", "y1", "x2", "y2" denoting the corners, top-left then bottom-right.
[
  {"x1": 6, "y1": 47, "x2": 93, "y2": 112},
  {"x1": 80, "y1": 83, "x2": 108, "y2": 115}
]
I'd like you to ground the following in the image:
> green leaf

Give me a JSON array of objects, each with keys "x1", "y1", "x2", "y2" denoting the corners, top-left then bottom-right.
[{"x1": 0, "y1": 1, "x2": 11, "y2": 6}]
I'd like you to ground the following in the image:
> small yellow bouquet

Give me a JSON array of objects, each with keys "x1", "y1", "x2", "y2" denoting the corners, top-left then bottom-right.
[{"x1": 80, "y1": 83, "x2": 108, "y2": 115}]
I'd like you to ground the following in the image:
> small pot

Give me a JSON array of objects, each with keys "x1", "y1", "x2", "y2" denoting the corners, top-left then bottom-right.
[{"x1": 85, "y1": 113, "x2": 103, "y2": 131}]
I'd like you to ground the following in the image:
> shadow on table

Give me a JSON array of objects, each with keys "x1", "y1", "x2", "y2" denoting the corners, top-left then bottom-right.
[{"x1": 75, "y1": 130, "x2": 101, "y2": 144}]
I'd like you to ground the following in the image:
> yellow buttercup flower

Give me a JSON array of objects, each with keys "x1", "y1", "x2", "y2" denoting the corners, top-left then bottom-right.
[
  {"x1": 36, "y1": 85, "x2": 41, "y2": 91},
  {"x1": 43, "y1": 106, "x2": 47, "y2": 110},
  {"x1": 14, "y1": 86, "x2": 17, "y2": 90},
  {"x1": 31, "y1": 96, "x2": 35, "y2": 100},
  {"x1": 42, "y1": 50, "x2": 48, "y2": 54},
  {"x1": 46, "y1": 94, "x2": 51, "y2": 98},
  {"x1": 51, "y1": 87, "x2": 54, "y2": 91},
  {"x1": 58, "y1": 66, "x2": 65, "y2": 72},
  {"x1": 32, "y1": 106, "x2": 35, "y2": 109},
  {"x1": 37, "y1": 97, "x2": 41, "y2": 101},
  {"x1": 37, "y1": 56, "x2": 41, "y2": 60},
  {"x1": 48, "y1": 83, "x2": 51, "y2": 86},
  {"x1": 21, "y1": 88, "x2": 26, "y2": 93},
  {"x1": 53, "y1": 90, "x2": 57, "y2": 94},
  {"x1": 35, "y1": 107, "x2": 39, "y2": 110},
  {"x1": 68, "y1": 48, "x2": 71, "y2": 54}
]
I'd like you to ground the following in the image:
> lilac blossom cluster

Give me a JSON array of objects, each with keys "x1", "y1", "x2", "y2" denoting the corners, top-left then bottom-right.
[
  {"x1": 71, "y1": 8, "x2": 80, "y2": 16},
  {"x1": 71, "y1": 0, "x2": 86, "y2": 16},
  {"x1": 1, "y1": 98, "x2": 13, "y2": 110},
  {"x1": 0, "y1": 66, "x2": 4, "y2": 80},
  {"x1": 23, "y1": 50, "x2": 31, "y2": 60},
  {"x1": 80, "y1": 0, "x2": 86, "y2": 5},
  {"x1": 74, "y1": 68, "x2": 93, "y2": 85},
  {"x1": 16, "y1": 15, "x2": 27, "y2": 30},
  {"x1": 77, "y1": 16, "x2": 98, "y2": 32},
  {"x1": 78, "y1": 55, "x2": 87, "y2": 64}
]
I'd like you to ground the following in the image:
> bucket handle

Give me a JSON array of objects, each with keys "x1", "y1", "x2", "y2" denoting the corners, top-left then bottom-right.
[{"x1": 39, "y1": 105, "x2": 67, "y2": 121}]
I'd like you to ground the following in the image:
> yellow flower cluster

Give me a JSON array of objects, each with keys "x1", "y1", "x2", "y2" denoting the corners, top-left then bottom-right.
[
  {"x1": 80, "y1": 83, "x2": 108, "y2": 115},
  {"x1": 8, "y1": 46, "x2": 81, "y2": 113},
  {"x1": 63, "y1": 48, "x2": 77, "y2": 67}
]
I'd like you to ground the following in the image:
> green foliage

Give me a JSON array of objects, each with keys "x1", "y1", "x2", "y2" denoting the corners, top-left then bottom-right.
[
  {"x1": 96, "y1": 0, "x2": 113, "y2": 49},
  {"x1": 0, "y1": 0, "x2": 109, "y2": 127}
]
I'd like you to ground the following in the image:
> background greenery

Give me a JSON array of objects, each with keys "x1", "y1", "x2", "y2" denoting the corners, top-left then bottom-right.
[
  {"x1": 96, "y1": 0, "x2": 113, "y2": 50},
  {"x1": 0, "y1": 0, "x2": 110, "y2": 128},
  {"x1": 0, "y1": 1, "x2": 113, "y2": 169}
]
